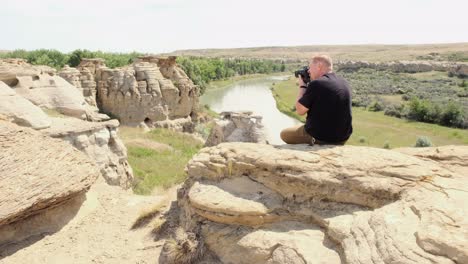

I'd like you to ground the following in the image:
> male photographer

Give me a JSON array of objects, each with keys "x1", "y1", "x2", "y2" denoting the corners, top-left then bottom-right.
[{"x1": 280, "y1": 55, "x2": 353, "y2": 145}]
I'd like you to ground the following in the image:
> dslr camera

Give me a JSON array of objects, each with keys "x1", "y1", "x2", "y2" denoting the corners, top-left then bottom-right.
[{"x1": 294, "y1": 66, "x2": 311, "y2": 84}]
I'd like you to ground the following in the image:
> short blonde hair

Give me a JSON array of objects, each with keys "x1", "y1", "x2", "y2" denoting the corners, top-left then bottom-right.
[{"x1": 311, "y1": 55, "x2": 333, "y2": 71}]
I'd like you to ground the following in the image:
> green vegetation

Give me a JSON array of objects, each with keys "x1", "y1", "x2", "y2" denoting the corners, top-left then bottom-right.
[
  {"x1": 272, "y1": 77, "x2": 468, "y2": 148},
  {"x1": 415, "y1": 136, "x2": 433, "y2": 147},
  {"x1": 177, "y1": 56, "x2": 286, "y2": 94},
  {"x1": 119, "y1": 127, "x2": 203, "y2": 195},
  {"x1": 336, "y1": 68, "x2": 467, "y2": 128},
  {"x1": 0, "y1": 49, "x2": 142, "y2": 69}
]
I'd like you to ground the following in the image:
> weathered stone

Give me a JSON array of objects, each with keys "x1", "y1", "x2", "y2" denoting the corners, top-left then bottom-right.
[
  {"x1": 42, "y1": 117, "x2": 134, "y2": 189},
  {"x1": 177, "y1": 143, "x2": 468, "y2": 264},
  {"x1": 91, "y1": 57, "x2": 199, "y2": 130},
  {"x1": 59, "y1": 64, "x2": 98, "y2": 106},
  {"x1": 0, "y1": 59, "x2": 92, "y2": 119},
  {"x1": 0, "y1": 81, "x2": 51, "y2": 129},
  {"x1": 205, "y1": 111, "x2": 267, "y2": 146},
  {"x1": 0, "y1": 121, "x2": 99, "y2": 226}
]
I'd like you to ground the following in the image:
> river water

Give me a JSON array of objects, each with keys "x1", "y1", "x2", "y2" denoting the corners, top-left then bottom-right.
[{"x1": 200, "y1": 76, "x2": 302, "y2": 145}]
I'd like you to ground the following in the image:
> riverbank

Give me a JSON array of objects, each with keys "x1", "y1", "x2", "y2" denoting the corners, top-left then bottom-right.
[
  {"x1": 206, "y1": 72, "x2": 289, "y2": 91},
  {"x1": 271, "y1": 77, "x2": 468, "y2": 148}
]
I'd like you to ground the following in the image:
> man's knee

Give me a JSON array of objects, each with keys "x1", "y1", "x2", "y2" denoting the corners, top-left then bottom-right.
[{"x1": 280, "y1": 129, "x2": 291, "y2": 143}]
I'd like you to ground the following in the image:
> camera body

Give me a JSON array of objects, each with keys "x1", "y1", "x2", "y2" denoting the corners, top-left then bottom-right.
[{"x1": 294, "y1": 66, "x2": 311, "y2": 84}]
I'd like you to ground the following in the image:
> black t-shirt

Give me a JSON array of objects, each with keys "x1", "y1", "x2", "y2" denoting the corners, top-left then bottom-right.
[{"x1": 298, "y1": 72, "x2": 353, "y2": 142}]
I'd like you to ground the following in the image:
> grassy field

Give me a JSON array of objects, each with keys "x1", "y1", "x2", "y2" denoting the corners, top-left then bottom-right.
[
  {"x1": 272, "y1": 77, "x2": 468, "y2": 148},
  {"x1": 166, "y1": 43, "x2": 468, "y2": 62},
  {"x1": 119, "y1": 127, "x2": 203, "y2": 195}
]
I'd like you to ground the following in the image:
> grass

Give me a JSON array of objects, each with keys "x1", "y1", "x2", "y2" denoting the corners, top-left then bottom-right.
[
  {"x1": 119, "y1": 127, "x2": 203, "y2": 195},
  {"x1": 167, "y1": 43, "x2": 468, "y2": 63},
  {"x1": 272, "y1": 77, "x2": 468, "y2": 148}
]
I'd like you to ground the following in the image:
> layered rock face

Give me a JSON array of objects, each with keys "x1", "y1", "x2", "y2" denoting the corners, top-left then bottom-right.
[
  {"x1": 57, "y1": 56, "x2": 199, "y2": 131},
  {"x1": 0, "y1": 59, "x2": 92, "y2": 119},
  {"x1": 95, "y1": 56, "x2": 198, "y2": 130},
  {"x1": 0, "y1": 81, "x2": 51, "y2": 129},
  {"x1": 178, "y1": 143, "x2": 468, "y2": 264},
  {"x1": 42, "y1": 118, "x2": 134, "y2": 189},
  {"x1": 0, "y1": 121, "x2": 99, "y2": 228},
  {"x1": 205, "y1": 111, "x2": 267, "y2": 147},
  {"x1": 336, "y1": 60, "x2": 468, "y2": 75}
]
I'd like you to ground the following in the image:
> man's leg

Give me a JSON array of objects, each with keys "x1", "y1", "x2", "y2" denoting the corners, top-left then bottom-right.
[{"x1": 280, "y1": 125, "x2": 313, "y2": 144}]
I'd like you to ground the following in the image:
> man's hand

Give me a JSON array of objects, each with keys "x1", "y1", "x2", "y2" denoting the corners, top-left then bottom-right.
[
  {"x1": 295, "y1": 78, "x2": 309, "y2": 115},
  {"x1": 298, "y1": 76, "x2": 306, "y2": 87}
]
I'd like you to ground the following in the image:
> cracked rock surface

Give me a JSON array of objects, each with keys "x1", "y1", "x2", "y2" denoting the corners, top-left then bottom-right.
[
  {"x1": 178, "y1": 143, "x2": 468, "y2": 264},
  {"x1": 0, "y1": 121, "x2": 99, "y2": 227}
]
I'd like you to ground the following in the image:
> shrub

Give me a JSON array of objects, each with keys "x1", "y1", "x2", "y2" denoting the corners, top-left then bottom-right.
[
  {"x1": 406, "y1": 97, "x2": 440, "y2": 123},
  {"x1": 384, "y1": 104, "x2": 403, "y2": 118},
  {"x1": 359, "y1": 136, "x2": 366, "y2": 143},
  {"x1": 368, "y1": 100, "x2": 384, "y2": 112},
  {"x1": 383, "y1": 141, "x2": 391, "y2": 149},
  {"x1": 415, "y1": 136, "x2": 433, "y2": 147},
  {"x1": 439, "y1": 102, "x2": 465, "y2": 128}
]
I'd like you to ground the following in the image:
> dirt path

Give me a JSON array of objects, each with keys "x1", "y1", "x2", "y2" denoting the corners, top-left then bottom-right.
[{"x1": 0, "y1": 178, "x2": 176, "y2": 264}]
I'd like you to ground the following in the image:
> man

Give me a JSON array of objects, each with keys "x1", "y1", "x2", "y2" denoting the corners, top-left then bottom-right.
[{"x1": 280, "y1": 55, "x2": 352, "y2": 145}]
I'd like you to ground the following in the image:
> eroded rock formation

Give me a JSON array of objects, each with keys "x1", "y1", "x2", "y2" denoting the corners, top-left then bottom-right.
[
  {"x1": 0, "y1": 121, "x2": 99, "y2": 228},
  {"x1": 95, "y1": 56, "x2": 198, "y2": 130},
  {"x1": 0, "y1": 59, "x2": 105, "y2": 120},
  {"x1": 204, "y1": 111, "x2": 267, "y2": 147},
  {"x1": 42, "y1": 117, "x2": 134, "y2": 189},
  {"x1": 0, "y1": 81, "x2": 51, "y2": 129},
  {"x1": 176, "y1": 143, "x2": 468, "y2": 264},
  {"x1": 57, "y1": 56, "x2": 199, "y2": 131}
]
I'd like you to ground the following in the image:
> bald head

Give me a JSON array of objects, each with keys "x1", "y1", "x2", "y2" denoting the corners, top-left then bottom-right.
[{"x1": 308, "y1": 54, "x2": 333, "y2": 80}]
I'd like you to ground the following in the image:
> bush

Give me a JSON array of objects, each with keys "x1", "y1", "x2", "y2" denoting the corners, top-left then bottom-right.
[
  {"x1": 368, "y1": 100, "x2": 384, "y2": 112},
  {"x1": 384, "y1": 104, "x2": 403, "y2": 118},
  {"x1": 406, "y1": 97, "x2": 440, "y2": 123},
  {"x1": 439, "y1": 102, "x2": 465, "y2": 128},
  {"x1": 383, "y1": 141, "x2": 391, "y2": 149},
  {"x1": 415, "y1": 136, "x2": 433, "y2": 147},
  {"x1": 358, "y1": 136, "x2": 366, "y2": 143}
]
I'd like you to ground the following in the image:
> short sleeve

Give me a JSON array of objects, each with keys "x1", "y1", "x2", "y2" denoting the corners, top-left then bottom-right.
[{"x1": 298, "y1": 81, "x2": 319, "y2": 109}]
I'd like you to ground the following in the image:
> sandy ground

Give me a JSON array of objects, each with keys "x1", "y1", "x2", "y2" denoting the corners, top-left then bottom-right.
[{"x1": 0, "y1": 178, "x2": 176, "y2": 264}]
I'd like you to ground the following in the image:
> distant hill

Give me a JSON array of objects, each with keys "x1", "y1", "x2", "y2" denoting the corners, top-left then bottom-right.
[{"x1": 164, "y1": 43, "x2": 468, "y2": 62}]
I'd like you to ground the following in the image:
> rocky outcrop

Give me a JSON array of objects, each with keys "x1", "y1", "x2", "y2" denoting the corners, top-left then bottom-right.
[
  {"x1": 0, "y1": 121, "x2": 99, "y2": 227},
  {"x1": 58, "y1": 59, "x2": 106, "y2": 107},
  {"x1": 92, "y1": 56, "x2": 198, "y2": 130},
  {"x1": 0, "y1": 81, "x2": 51, "y2": 129},
  {"x1": 0, "y1": 59, "x2": 98, "y2": 119},
  {"x1": 42, "y1": 117, "x2": 134, "y2": 189},
  {"x1": 336, "y1": 60, "x2": 468, "y2": 74},
  {"x1": 204, "y1": 111, "x2": 267, "y2": 147},
  {"x1": 176, "y1": 143, "x2": 468, "y2": 264}
]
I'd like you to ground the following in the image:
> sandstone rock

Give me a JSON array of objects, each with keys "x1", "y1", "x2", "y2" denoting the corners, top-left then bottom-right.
[
  {"x1": 205, "y1": 111, "x2": 267, "y2": 147},
  {"x1": 59, "y1": 64, "x2": 98, "y2": 106},
  {"x1": 0, "y1": 59, "x2": 91, "y2": 118},
  {"x1": 92, "y1": 58, "x2": 198, "y2": 130},
  {"x1": 0, "y1": 81, "x2": 51, "y2": 129},
  {"x1": 0, "y1": 121, "x2": 99, "y2": 226},
  {"x1": 42, "y1": 117, "x2": 134, "y2": 189},
  {"x1": 177, "y1": 143, "x2": 468, "y2": 264}
]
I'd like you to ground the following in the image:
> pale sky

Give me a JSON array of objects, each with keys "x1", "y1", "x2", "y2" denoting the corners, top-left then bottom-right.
[{"x1": 1, "y1": 0, "x2": 467, "y2": 53}]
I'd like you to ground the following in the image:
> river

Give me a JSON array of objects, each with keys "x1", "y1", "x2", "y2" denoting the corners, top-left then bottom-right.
[{"x1": 200, "y1": 76, "x2": 302, "y2": 144}]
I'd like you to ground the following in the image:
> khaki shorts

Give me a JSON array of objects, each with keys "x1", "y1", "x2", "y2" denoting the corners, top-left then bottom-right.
[{"x1": 280, "y1": 124, "x2": 347, "y2": 145}]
